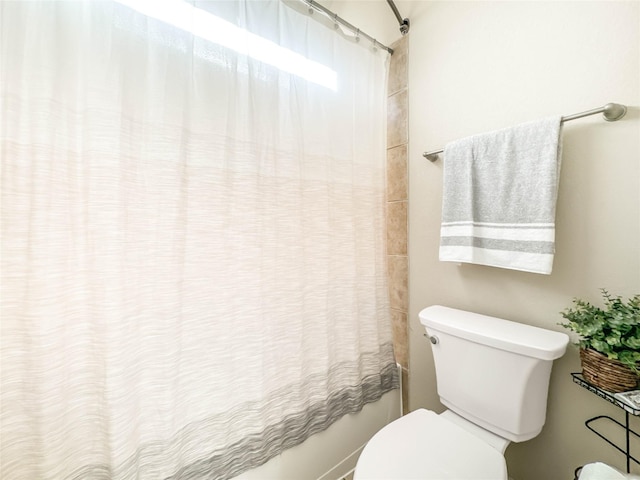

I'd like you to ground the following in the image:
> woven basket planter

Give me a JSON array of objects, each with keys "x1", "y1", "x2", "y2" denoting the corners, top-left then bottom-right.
[{"x1": 580, "y1": 347, "x2": 639, "y2": 393}]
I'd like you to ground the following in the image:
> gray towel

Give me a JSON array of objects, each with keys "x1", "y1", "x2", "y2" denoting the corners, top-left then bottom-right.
[{"x1": 439, "y1": 116, "x2": 563, "y2": 274}]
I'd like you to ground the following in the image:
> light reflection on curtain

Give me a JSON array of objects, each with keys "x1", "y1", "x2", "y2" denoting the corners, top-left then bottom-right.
[{"x1": 0, "y1": 1, "x2": 397, "y2": 479}]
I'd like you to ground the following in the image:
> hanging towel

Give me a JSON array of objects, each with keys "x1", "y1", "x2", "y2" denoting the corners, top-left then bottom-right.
[{"x1": 439, "y1": 116, "x2": 563, "y2": 274}]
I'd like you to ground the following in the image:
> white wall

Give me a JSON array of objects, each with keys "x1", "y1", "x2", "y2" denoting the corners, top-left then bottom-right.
[
  {"x1": 407, "y1": 2, "x2": 639, "y2": 478},
  {"x1": 333, "y1": 1, "x2": 640, "y2": 479}
]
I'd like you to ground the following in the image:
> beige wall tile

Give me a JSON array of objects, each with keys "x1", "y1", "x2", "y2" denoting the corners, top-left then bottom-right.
[
  {"x1": 391, "y1": 309, "x2": 408, "y2": 368},
  {"x1": 387, "y1": 145, "x2": 408, "y2": 202},
  {"x1": 388, "y1": 36, "x2": 408, "y2": 95},
  {"x1": 387, "y1": 90, "x2": 408, "y2": 149},
  {"x1": 387, "y1": 201, "x2": 407, "y2": 256},
  {"x1": 387, "y1": 255, "x2": 408, "y2": 311},
  {"x1": 401, "y1": 368, "x2": 409, "y2": 415}
]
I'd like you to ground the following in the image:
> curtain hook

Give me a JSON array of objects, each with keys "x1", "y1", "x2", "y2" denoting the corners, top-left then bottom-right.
[
  {"x1": 334, "y1": 13, "x2": 339, "y2": 29},
  {"x1": 355, "y1": 28, "x2": 360, "y2": 42}
]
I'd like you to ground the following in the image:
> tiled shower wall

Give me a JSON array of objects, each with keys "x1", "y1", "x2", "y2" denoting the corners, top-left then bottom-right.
[{"x1": 386, "y1": 35, "x2": 409, "y2": 413}]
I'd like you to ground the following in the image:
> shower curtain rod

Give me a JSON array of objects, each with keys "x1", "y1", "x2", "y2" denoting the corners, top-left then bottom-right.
[
  {"x1": 422, "y1": 102, "x2": 628, "y2": 162},
  {"x1": 300, "y1": 0, "x2": 394, "y2": 54},
  {"x1": 386, "y1": 0, "x2": 410, "y2": 35}
]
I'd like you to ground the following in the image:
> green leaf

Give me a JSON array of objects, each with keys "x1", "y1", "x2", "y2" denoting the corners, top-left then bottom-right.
[{"x1": 558, "y1": 291, "x2": 640, "y2": 368}]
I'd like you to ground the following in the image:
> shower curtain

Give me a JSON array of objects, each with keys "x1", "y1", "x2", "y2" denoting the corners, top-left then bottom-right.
[{"x1": 0, "y1": 1, "x2": 397, "y2": 479}]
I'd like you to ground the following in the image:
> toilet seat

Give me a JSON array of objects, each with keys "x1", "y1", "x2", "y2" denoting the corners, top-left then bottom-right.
[{"x1": 354, "y1": 409, "x2": 508, "y2": 480}]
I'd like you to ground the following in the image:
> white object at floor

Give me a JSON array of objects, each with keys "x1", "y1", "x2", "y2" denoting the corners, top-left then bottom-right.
[{"x1": 579, "y1": 462, "x2": 640, "y2": 479}]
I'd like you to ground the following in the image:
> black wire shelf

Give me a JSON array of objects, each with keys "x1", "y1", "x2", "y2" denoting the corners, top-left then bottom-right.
[{"x1": 571, "y1": 372, "x2": 640, "y2": 474}]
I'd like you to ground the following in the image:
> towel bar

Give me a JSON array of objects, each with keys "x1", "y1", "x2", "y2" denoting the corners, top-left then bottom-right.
[{"x1": 423, "y1": 102, "x2": 627, "y2": 162}]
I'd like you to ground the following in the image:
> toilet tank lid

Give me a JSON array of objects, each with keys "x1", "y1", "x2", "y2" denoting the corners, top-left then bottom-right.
[{"x1": 419, "y1": 305, "x2": 569, "y2": 360}]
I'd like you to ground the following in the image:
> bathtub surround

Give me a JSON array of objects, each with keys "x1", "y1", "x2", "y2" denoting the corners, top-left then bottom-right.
[
  {"x1": 386, "y1": 35, "x2": 410, "y2": 413},
  {"x1": 0, "y1": 1, "x2": 398, "y2": 479}
]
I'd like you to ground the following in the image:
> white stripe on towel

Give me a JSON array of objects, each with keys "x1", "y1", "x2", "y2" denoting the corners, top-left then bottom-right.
[
  {"x1": 440, "y1": 222, "x2": 556, "y2": 243},
  {"x1": 439, "y1": 246, "x2": 554, "y2": 275}
]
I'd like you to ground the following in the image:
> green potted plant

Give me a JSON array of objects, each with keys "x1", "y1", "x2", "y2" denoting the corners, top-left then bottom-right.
[{"x1": 559, "y1": 289, "x2": 640, "y2": 392}]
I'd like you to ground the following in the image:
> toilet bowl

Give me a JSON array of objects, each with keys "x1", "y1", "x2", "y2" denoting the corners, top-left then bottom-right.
[
  {"x1": 354, "y1": 409, "x2": 508, "y2": 479},
  {"x1": 353, "y1": 305, "x2": 569, "y2": 480}
]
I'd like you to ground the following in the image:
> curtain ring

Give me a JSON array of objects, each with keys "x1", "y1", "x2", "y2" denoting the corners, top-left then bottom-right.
[
  {"x1": 333, "y1": 13, "x2": 339, "y2": 29},
  {"x1": 355, "y1": 28, "x2": 360, "y2": 42}
]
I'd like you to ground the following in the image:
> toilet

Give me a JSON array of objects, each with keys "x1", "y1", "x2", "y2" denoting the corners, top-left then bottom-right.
[{"x1": 354, "y1": 305, "x2": 570, "y2": 479}]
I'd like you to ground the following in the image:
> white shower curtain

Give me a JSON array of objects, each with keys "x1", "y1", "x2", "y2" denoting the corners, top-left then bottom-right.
[{"x1": 0, "y1": 1, "x2": 397, "y2": 479}]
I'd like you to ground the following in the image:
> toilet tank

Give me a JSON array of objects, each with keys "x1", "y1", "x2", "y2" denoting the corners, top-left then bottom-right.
[{"x1": 419, "y1": 305, "x2": 569, "y2": 443}]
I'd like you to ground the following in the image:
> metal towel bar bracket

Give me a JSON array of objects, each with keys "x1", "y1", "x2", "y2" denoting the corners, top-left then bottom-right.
[{"x1": 422, "y1": 102, "x2": 627, "y2": 162}]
